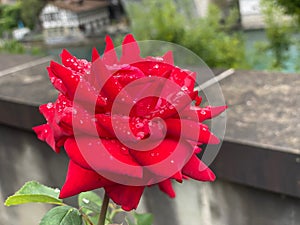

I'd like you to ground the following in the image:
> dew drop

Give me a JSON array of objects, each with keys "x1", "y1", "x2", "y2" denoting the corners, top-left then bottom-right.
[
  {"x1": 181, "y1": 86, "x2": 188, "y2": 91},
  {"x1": 46, "y1": 103, "x2": 53, "y2": 109},
  {"x1": 171, "y1": 160, "x2": 174, "y2": 164},
  {"x1": 136, "y1": 131, "x2": 145, "y2": 138},
  {"x1": 155, "y1": 57, "x2": 163, "y2": 61},
  {"x1": 82, "y1": 198, "x2": 90, "y2": 204},
  {"x1": 80, "y1": 120, "x2": 83, "y2": 124},
  {"x1": 54, "y1": 188, "x2": 60, "y2": 193},
  {"x1": 135, "y1": 123, "x2": 144, "y2": 128},
  {"x1": 177, "y1": 91, "x2": 184, "y2": 97}
]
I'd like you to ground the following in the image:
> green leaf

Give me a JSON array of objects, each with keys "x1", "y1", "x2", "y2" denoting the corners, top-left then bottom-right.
[
  {"x1": 78, "y1": 191, "x2": 103, "y2": 224},
  {"x1": 40, "y1": 206, "x2": 82, "y2": 225},
  {"x1": 134, "y1": 212, "x2": 153, "y2": 225},
  {"x1": 4, "y1": 181, "x2": 63, "y2": 206},
  {"x1": 125, "y1": 217, "x2": 136, "y2": 225},
  {"x1": 78, "y1": 191, "x2": 102, "y2": 213}
]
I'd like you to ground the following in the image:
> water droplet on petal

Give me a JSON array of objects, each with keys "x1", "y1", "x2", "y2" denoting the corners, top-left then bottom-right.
[
  {"x1": 46, "y1": 103, "x2": 53, "y2": 109},
  {"x1": 136, "y1": 131, "x2": 145, "y2": 139},
  {"x1": 181, "y1": 86, "x2": 188, "y2": 91},
  {"x1": 82, "y1": 198, "x2": 90, "y2": 204},
  {"x1": 135, "y1": 123, "x2": 144, "y2": 128}
]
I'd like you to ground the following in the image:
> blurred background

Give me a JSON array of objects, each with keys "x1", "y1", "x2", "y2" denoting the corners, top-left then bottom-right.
[{"x1": 0, "y1": 0, "x2": 299, "y2": 225}]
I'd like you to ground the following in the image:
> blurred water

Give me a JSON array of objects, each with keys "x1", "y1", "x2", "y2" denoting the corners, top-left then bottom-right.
[
  {"x1": 44, "y1": 30, "x2": 299, "y2": 73},
  {"x1": 46, "y1": 40, "x2": 106, "y2": 61},
  {"x1": 243, "y1": 29, "x2": 299, "y2": 73}
]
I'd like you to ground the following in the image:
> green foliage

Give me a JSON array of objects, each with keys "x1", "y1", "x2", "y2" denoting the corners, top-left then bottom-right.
[
  {"x1": 0, "y1": 2, "x2": 22, "y2": 35},
  {"x1": 274, "y1": 0, "x2": 300, "y2": 22},
  {"x1": 258, "y1": 0, "x2": 294, "y2": 70},
  {"x1": 181, "y1": 5, "x2": 247, "y2": 69},
  {"x1": 78, "y1": 191, "x2": 102, "y2": 224},
  {"x1": 0, "y1": 39, "x2": 25, "y2": 54},
  {"x1": 126, "y1": 212, "x2": 153, "y2": 225},
  {"x1": 5, "y1": 181, "x2": 154, "y2": 225},
  {"x1": 127, "y1": 0, "x2": 185, "y2": 43},
  {"x1": 30, "y1": 46, "x2": 44, "y2": 56},
  {"x1": 133, "y1": 212, "x2": 153, "y2": 225},
  {"x1": 125, "y1": 0, "x2": 247, "y2": 69},
  {"x1": 4, "y1": 181, "x2": 63, "y2": 206},
  {"x1": 40, "y1": 206, "x2": 82, "y2": 225},
  {"x1": 20, "y1": 0, "x2": 47, "y2": 29}
]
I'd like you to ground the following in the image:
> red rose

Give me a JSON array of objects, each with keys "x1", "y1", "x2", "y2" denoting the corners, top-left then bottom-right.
[{"x1": 33, "y1": 34, "x2": 226, "y2": 211}]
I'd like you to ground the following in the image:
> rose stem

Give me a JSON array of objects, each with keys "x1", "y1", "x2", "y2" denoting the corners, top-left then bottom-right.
[{"x1": 97, "y1": 191, "x2": 110, "y2": 225}]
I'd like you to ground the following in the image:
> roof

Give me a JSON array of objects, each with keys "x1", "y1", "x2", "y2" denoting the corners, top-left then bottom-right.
[{"x1": 50, "y1": 0, "x2": 109, "y2": 13}]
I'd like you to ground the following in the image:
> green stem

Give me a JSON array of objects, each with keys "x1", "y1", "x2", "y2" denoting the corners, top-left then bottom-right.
[{"x1": 97, "y1": 191, "x2": 110, "y2": 225}]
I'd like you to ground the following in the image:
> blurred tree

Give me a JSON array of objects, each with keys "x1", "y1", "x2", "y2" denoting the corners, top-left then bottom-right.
[
  {"x1": 125, "y1": 0, "x2": 247, "y2": 69},
  {"x1": 258, "y1": 0, "x2": 294, "y2": 70},
  {"x1": 274, "y1": 0, "x2": 300, "y2": 22},
  {"x1": 0, "y1": 2, "x2": 21, "y2": 36},
  {"x1": 20, "y1": 0, "x2": 47, "y2": 30}
]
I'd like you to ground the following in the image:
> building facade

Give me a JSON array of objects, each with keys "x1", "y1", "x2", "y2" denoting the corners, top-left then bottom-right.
[
  {"x1": 239, "y1": 0, "x2": 265, "y2": 29},
  {"x1": 40, "y1": 0, "x2": 110, "y2": 44}
]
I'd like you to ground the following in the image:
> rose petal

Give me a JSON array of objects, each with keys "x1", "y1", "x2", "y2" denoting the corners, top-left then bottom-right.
[
  {"x1": 102, "y1": 35, "x2": 118, "y2": 65},
  {"x1": 95, "y1": 114, "x2": 150, "y2": 141},
  {"x1": 158, "y1": 179, "x2": 176, "y2": 198},
  {"x1": 60, "y1": 160, "x2": 113, "y2": 198},
  {"x1": 47, "y1": 67, "x2": 67, "y2": 94},
  {"x1": 165, "y1": 118, "x2": 220, "y2": 144},
  {"x1": 64, "y1": 137, "x2": 143, "y2": 178},
  {"x1": 92, "y1": 47, "x2": 100, "y2": 62},
  {"x1": 182, "y1": 155, "x2": 216, "y2": 181},
  {"x1": 105, "y1": 184, "x2": 144, "y2": 211},
  {"x1": 60, "y1": 49, "x2": 90, "y2": 74},
  {"x1": 33, "y1": 124, "x2": 60, "y2": 153},
  {"x1": 162, "y1": 51, "x2": 174, "y2": 65},
  {"x1": 120, "y1": 34, "x2": 141, "y2": 64},
  {"x1": 182, "y1": 105, "x2": 227, "y2": 122},
  {"x1": 129, "y1": 139, "x2": 193, "y2": 179}
]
